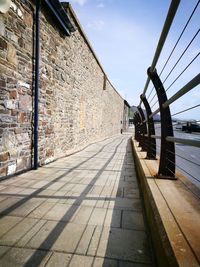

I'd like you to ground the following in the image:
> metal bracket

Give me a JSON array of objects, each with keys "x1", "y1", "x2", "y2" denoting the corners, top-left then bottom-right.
[
  {"x1": 133, "y1": 114, "x2": 140, "y2": 142},
  {"x1": 137, "y1": 107, "x2": 148, "y2": 151},
  {"x1": 140, "y1": 94, "x2": 156, "y2": 159},
  {"x1": 147, "y1": 68, "x2": 176, "y2": 179}
]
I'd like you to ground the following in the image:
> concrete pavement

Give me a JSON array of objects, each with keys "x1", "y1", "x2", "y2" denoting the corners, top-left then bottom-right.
[{"x1": 0, "y1": 134, "x2": 155, "y2": 266}]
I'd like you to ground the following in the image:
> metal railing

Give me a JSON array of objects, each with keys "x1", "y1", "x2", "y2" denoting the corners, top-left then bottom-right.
[{"x1": 134, "y1": 0, "x2": 200, "y2": 183}]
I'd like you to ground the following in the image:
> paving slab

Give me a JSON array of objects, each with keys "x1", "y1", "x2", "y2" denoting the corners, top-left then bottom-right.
[
  {"x1": 9, "y1": 199, "x2": 43, "y2": 217},
  {"x1": 88, "y1": 207, "x2": 107, "y2": 226},
  {"x1": 124, "y1": 187, "x2": 140, "y2": 199},
  {"x1": 97, "y1": 227, "x2": 152, "y2": 264},
  {"x1": 104, "y1": 209, "x2": 121, "y2": 228},
  {"x1": 87, "y1": 226, "x2": 103, "y2": 256},
  {"x1": 68, "y1": 254, "x2": 93, "y2": 267},
  {"x1": 122, "y1": 210, "x2": 145, "y2": 231},
  {"x1": 52, "y1": 223, "x2": 86, "y2": 253},
  {"x1": 0, "y1": 245, "x2": 10, "y2": 258},
  {"x1": 0, "y1": 197, "x2": 23, "y2": 214},
  {"x1": 26, "y1": 220, "x2": 58, "y2": 249},
  {"x1": 88, "y1": 185, "x2": 104, "y2": 196},
  {"x1": 45, "y1": 252, "x2": 72, "y2": 267},
  {"x1": 96, "y1": 199, "x2": 107, "y2": 208},
  {"x1": 93, "y1": 257, "x2": 118, "y2": 267},
  {"x1": 19, "y1": 188, "x2": 38, "y2": 195},
  {"x1": 76, "y1": 224, "x2": 96, "y2": 254},
  {"x1": 0, "y1": 216, "x2": 23, "y2": 237},
  {"x1": 0, "y1": 196, "x2": 8, "y2": 204},
  {"x1": 0, "y1": 185, "x2": 7, "y2": 191},
  {"x1": 27, "y1": 201, "x2": 56, "y2": 219},
  {"x1": 109, "y1": 197, "x2": 142, "y2": 211},
  {"x1": 80, "y1": 199, "x2": 97, "y2": 207},
  {"x1": 31, "y1": 181, "x2": 50, "y2": 189},
  {"x1": 0, "y1": 134, "x2": 155, "y2": 266},
  {"x1": 16, "y1": 219, "x2": 47, "y2": 247},
  {"x1": 43, "y1": 203, "x2": 73, "y2": 222},
  {"x1": 47, "y1": 182, "x2": 66, "y2": 191},
  {"x1": 72, "y1": 205, "x2": 94, "y2": 224},
  {"x1": 0, "y1": 217, "x2": 39, "y2": 246},
  {"x1": 0, "y1": 247, "x2": 51, "y2": 267}
]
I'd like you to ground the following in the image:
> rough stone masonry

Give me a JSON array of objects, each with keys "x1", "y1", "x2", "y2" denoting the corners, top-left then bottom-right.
[{"x1": 0, "y1": 0, "x2": 127, "y2": 178}]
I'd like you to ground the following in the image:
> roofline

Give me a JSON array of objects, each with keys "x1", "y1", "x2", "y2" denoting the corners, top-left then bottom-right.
[
  {"x1": 62, "y1": 3, "x2": 124, "y2": 101},
  {"x1": 124, "y1": 100, "x2": 131, "y2": 108}
]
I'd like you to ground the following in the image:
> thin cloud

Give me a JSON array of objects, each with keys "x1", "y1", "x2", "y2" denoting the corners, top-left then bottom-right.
[
  {"x1": 87, "y1": 20, "x2": 105, "y2": 31},
  {"x1": 71, "y1": 0, "x2": 87, "y2": 6}
]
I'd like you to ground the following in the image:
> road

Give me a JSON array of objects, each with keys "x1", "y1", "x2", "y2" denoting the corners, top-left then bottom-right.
[{"x1": 154, "y1": 124, "x2": 200, "y2": 188}]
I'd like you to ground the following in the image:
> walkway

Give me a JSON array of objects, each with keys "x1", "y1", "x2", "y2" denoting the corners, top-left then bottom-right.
[{"x1": 0, "y1": 134, "x2": 155, "y2": 267}]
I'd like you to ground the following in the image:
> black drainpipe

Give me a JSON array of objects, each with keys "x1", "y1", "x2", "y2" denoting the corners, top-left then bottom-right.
[{"x1": 34, "y1": 0, "x2": 40, "y2": 169}]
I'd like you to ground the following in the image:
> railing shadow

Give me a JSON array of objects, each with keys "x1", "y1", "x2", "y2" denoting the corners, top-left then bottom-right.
[
  {"x1": 99, "y1": 137, "x2": 155, "y2": 266},
  {"x1": 23, "y1": 136, "x2": 125, "y2": 266},
  {"x1": 0, "y1": 134, "x2": 155, "y2": 266}
]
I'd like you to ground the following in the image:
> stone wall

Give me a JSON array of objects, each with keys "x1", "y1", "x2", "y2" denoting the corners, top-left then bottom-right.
[
  {"x1": 0, "y1": 0, "x2": 34, "y2": 177},
  {"x1": 0, "y1": 0, "x2": 125, "y2": 178}
]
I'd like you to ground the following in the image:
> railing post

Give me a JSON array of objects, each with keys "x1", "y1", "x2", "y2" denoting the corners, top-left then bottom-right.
[
  {"x1": 140, "y1": 95, "x2": 156, "y2": 159},
  {"x1": 134, "y1": 112, "x2": 144, "y2": 148},
  {"x1": 134, "y1": 112, "x2": 143, "y2": 145},
  {"x1": 133, "y1": 114, "x2": 140, "y2": 142},
  {"x1": 137, "y1": 107, "x2": 148, "y2": 151},
  {"x1": 147, "y1": 67, "x2": 176, "y2": 179}
]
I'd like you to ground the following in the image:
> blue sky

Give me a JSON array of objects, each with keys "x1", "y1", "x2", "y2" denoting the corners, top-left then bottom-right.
[{"x1": 65, "y1": 0, "x2": 199, "y2": 120}]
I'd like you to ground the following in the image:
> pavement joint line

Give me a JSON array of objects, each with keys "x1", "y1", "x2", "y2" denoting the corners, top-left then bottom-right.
[
  {"x1": 0, "y1": 216, "x2": 41, "y2": 249},
  {"x1": 120, "y1": 210, "x2": 123, "y2": 228},
  {"x1": 0, "y1": 134, "x2": 152, "y2": 265},
  {"x1": 34, "y1": 180, "x2": 82, "y2": 220},
  {"x1": 0, "y1": 215, "x2": 25, "y2": 240},
  {"x1": 85, "y1": 225, "x2": 97, "y2": 256},
  {"x1": 0, "y1": 138, "x2": 119, "y2": 218},
  {"x1": 39, "y1": 135, "x2": 122, "y2": 167},
  {"x1": 0, "y1": 164, "x2": 100, "y2": 238},
  {"x1": 17, "y1": 219, "x2": 47, "y2": 249},
  {"x1": 89, "y1": 151, "x2": 130, "y2": 266},
  {"x1": 42, "y1": 251, "x2": 54, "y2": 267},
  {"x1": 22, "y1": 137, "x2": 127, "y2": 267},
  {"x1": 66, "y1": 162, "x2": 117, "y2": 266},
  {"x1": 1, "y1": 177, "x2": 78, "y2": 223},
  {"x1": 0, "y1": 243, "x2": 150, "y2": 263}
]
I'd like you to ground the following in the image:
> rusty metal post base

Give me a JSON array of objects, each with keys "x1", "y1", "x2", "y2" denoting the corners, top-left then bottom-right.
[{"x1": 154, "y1": 174, "x2": 177, "y2": 180}]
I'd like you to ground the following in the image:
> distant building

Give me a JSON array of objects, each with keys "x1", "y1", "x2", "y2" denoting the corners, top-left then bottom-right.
[{"x1": 123, "y1": 100, "x2": 131, "y2": 131}]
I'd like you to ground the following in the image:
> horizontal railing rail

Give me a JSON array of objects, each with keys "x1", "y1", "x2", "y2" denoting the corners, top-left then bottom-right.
[{"x1": 139, "y1": 0, "x2": 181, "y2": 106}]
